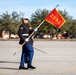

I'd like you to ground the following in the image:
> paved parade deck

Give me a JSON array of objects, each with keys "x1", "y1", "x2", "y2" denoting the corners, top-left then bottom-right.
[{"x1": 0, "y1": 40, "x2": 76, "y2": 75}]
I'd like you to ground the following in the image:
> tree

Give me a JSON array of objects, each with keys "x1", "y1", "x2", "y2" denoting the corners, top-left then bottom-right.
[
  {"x1": 30, "y1": 9, "x2": 76, "y2": 38},
  {"x1": 0, "y1": 11, "x2": 24, "y2": 34},
  {"x1": 0, "y1": 9, "x2": 76, "y2": 39},
  {"x1": 30, "y1": 9, "x2": 54, "y2": 35},
  {"x1": 0, "y1": 11, "x2": 11, "y2": 31}
]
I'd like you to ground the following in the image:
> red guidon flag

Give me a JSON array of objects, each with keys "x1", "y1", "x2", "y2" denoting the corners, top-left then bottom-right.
[{"x1": 45, "y1": 8, "x2": 66, "y2": 28}]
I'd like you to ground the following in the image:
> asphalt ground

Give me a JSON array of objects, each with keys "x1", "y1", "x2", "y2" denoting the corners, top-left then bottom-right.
[{"x1": 0, "y1": 41, "x2": 76, "y2": 75}]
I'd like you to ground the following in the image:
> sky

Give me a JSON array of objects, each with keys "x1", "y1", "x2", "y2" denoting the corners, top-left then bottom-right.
[{"x1": 0, "y1": 0, "x2": 76, "y2": 19}]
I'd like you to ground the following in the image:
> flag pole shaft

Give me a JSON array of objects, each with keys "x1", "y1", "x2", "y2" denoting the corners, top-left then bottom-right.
[
  {"x1": 28, "y1": 20, "x2": 45, "y2": 39},
  {"x1": 13, "y1": 20, "x2": 45, "y2": 56},
  {"x1": 13, "y1": 42, "x2": 25, "y2": 56},
  {"x1": 13, "y1": 4, "x2": 60, "y2": 56}
]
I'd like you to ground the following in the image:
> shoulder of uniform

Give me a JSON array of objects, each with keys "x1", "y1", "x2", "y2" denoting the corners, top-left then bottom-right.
[
  {"x1": 19, "y1": 25, "x2": 24, "y2": 30},
  {"x1": 20, "y1": 27, "x2": 23, "y2": 30}
]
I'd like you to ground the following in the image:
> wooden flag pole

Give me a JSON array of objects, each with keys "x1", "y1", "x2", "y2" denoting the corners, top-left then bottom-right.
[
  {"x1": 13, "y1": 4, "x2": 59, "y2": 56},
  {"x1": 13, "y1": 20, "x2": 45, "y2": 56}
]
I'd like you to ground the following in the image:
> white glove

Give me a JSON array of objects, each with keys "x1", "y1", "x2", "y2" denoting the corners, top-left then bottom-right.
[
  {"x1": 25, "y1": 38, "x2": 29, "y2": 42},
  {"x1": 34, "y1": 28, "x2": 38, "y2": 32}
]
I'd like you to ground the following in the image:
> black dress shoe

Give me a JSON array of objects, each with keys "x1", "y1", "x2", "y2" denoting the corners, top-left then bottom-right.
[
  {"x1": 19, "y1": 66, "x2": 28, "y2": 70},
  {"x1": 28, "y1": 65, "x2": 36, "y2": 69}
]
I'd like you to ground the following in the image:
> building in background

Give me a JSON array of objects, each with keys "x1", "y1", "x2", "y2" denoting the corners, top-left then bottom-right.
[
  {"x1": 0, "y1": 30, "x2": 19, "y2": 39},
  {"x1": 2, "y1": 30, "x2": 9, "y2": 39}
]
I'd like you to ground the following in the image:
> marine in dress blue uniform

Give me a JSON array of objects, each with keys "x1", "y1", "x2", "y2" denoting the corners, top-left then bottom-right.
[{"x1": 18, "y1": 17, "x2": 37, "y2": 70}]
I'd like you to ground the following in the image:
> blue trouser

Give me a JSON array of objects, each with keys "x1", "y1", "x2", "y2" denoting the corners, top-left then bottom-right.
[{"x1": 20, "y1": 44, "x2": 34, "y2": 67}]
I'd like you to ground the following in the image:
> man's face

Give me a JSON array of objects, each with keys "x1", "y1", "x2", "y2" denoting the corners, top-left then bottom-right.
[{"x1": 23, "y1": 19, "x2": 28, "y2": 24}]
